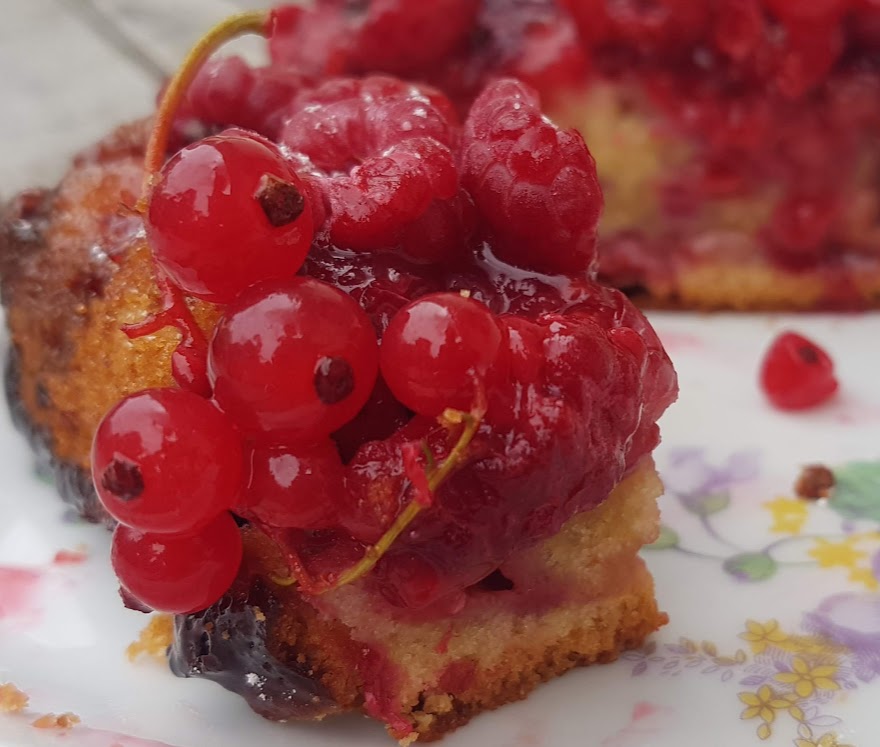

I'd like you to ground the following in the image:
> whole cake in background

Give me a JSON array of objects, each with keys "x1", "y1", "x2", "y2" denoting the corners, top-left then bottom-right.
[
  {"x1": 196, "y1": 0, "x2": 879, "y2": 309},
  {"x1": 0, "y1": 3, "x2": 680, "y2": 741}
]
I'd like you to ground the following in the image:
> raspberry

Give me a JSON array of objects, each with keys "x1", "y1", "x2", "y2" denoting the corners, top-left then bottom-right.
[
  {"x1": 774, "y1": 22, "x2": 844, "y2": 99},
  {"x1": 349, "y1": 0, "x2": 479, "y2": 75},
  {"x1": 92, "y1": 389, "x2": 243, "y2": 534},
  {"x1": 713, "y1": 0, "x2": 766, "y2": 62},
  {"x1": 183, "y1": 57, "x2": 306, "y2": 140},
  {"x1": 564, "y1": 0, "x2": 710, "y2": 54},
  {"x1": 760, "y1": 332, "x2": 839, "y2": 410},
  {"x1": 460, "y1": 79, "x2": 603, "y2": 274},
  {"x1": 146, "y1": 131, "x2": 314, "y2": 303},
  {"x1": 268, "y1": 3, "x2": 352, "y2": 77},
  {"x1": 279, "y1": 77, "x2": 464, "y2": 255}
]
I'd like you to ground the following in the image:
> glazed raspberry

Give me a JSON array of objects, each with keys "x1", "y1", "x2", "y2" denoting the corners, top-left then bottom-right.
[
  {"x1": 713, "y1": 0, "x2": 765, "y2": 62},
  {"x1": 349, "y1": 0, "x2": 479, "y2": 74},
  {"x1": 774, "y1": 22, "x2": 844, "y2": 99},
  {"x1": 186, "y1": 56, "x2": 307, "y2": 138},
  {"x1": 564, "y1": 0, "x2": 710, "y2": 53},
  {"x1": 381, "y1": 293, "x2": 503, "y2": 416},
  {"x1": 209, "y1": 277, "x2": 379, "y2": 440},
  {"x1": 760, "y1": 331, "x2": 839, "y2": 410},
  {"x1": 241, "y1": 440, "x2": 344, "y2": 529},
  {"x1": 111, "y1": 513, "x2": 243, "y2": 614},
  {"x1": 278, "y1": 77, "x2": 463, "y2": 255},
  {"x1": 460, "y1": 79, "x2": 603, "y2": 274},
  {"x1": 92, "y1": 389, "x2": 243, "y2": 534},
  {"x1": 268, "y1": 3, "x2": 352, "y2": 77},
  {"x1": 146, "y1": 132, "x2": 314, "y2": 303}
]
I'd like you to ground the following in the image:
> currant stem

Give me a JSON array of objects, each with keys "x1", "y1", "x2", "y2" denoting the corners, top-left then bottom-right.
[
  {"x1": 326, "y1": 406, "x2": 483, "y2": 592},
  {"x1": 136, "y1": 10, "x2": 271, "y2": 211}
]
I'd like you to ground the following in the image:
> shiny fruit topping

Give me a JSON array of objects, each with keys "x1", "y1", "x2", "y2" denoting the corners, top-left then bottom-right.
[
  {"x1": 460, "y1": 79, "x2": 603, "y2": 274},
  {"x1": 209, "y1": 277, "x2": 379, "y2": 440},
  {"x1": 146, "y1": 132, "x2": 314, "y2": 303},
  {"x1": 380, "y1": 293, "x2": 502, "y2": 416},
  {"x1": 92, "y1": 389, "x2": 243, "y2": 534},
  {"x1": 240, "y1": 440, "x2": 345, "y2": 529},
  {"x1": 760, "y1": 331, "x2": 839, "y2": 410},
  {"x1": 111, "y1": 513, "x2": 243, "y2": 614}
]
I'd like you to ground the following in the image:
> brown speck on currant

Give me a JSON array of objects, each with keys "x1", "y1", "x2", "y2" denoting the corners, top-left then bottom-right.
[
  {"x1": 102, "y1": 459, "x2": 145, "y2": 502},
  {"x1": 255, "y1": 173, "x2": 306, "y2": 227},
  {"x1": 314, "y1": 357, "x2": 355, "y2": 405}
]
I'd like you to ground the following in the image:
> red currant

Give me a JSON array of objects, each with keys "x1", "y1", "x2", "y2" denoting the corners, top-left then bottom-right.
[
  {"x1": 111, "y1": 513, "x2": 243, "y2": 614},
  {"x1": 209, "y1": 277, "x2": 379, "y2": 440},
  {"x1": 760, "y1": 331, "x2": 839, "y2": 410},
  {"x1": 92, "y1": 389, "x2": 243, "y2": 534},
  {"x1": 146, "y1": 132, "x2": 314, "y2": 303},
  {"x1": 381, "y1": 293, "x2": 502, "y2": 416},
  {"x1": 240, "y1": 440, "x2": 344, "y2": 528}
]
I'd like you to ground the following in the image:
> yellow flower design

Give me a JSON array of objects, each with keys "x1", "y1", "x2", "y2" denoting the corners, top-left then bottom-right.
[
  {"x1": 795, "y1": 723, "x2": 854, "y2": 747},
  {"x1": 740, "y1": 620, "x2": 788, "y2": 653},
  {"x1": 847, "y1": 566, "x2": 879, "y2": 590},
  {"x1": 808, "y1": 538, "x2": 866, "y2": 569},
  {"x1": 764, "y1": 496, "x2": 808, "y2": 535},
  {"x1": 739, "y1": 685, "x2": 792, "y2": 739},
  {"x1": 775, "y1": 657, "x2": 840, "y2": 698}
]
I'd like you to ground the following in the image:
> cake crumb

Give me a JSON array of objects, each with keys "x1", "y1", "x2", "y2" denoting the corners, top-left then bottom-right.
[
  {"x1": 795, "y1": 464, "x2": 835, "y2": 500},
  {"x1": 0, "y1": 683, "x2": 29, "y2": 713},
  {"x1": 126, "y1": 614, "x2": 173, "y2": 661},
  {"x1": 31, "y1": 712, "x2": 80, "y2": 729},
  {"x1": 253, "y1": 606, "x2": 267, "y2": 622}
]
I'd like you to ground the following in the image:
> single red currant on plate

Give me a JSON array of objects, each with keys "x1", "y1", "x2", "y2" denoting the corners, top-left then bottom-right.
[{"x1": 760, "y1": 331, "x2": 839, "y2": 410}]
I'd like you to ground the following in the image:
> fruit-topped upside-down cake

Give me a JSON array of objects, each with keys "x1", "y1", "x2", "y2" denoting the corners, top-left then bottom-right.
[
  {"x1": 0, "y1": 5, "x2": 683, "y2": 744},
  {"x1": 169, "y1": 0, "x2": 880, "y2": 310}
]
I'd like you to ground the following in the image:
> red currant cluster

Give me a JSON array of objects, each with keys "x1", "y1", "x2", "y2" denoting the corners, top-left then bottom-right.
[{"x1": 91, "y1": 8, "x2": 676, "y2": 616}]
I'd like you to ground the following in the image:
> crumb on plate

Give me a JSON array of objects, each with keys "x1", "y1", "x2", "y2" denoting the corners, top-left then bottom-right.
[
  {"x1": 127, "y1": 613, "x2": 174, "y2": 662},
  {"x1": 0, "y1": 683, "x2": 29, "y2": 713},
  {"x1": 31, "y1": 712, "x2": 80, "y2": 729}
]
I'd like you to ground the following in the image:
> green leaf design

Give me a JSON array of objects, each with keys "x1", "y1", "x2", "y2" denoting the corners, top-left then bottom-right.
[
  {"x1": 829, "y1": 461, "x2": 880, "y2": 522},
  {"x1": 723, "y1": 552, "x2": 777, "y2": 582},
  {"x1": 682, "y1": 490, "x2": 730, "y2": 517},
  {"x1": 646, "y1": 524, "x2": 679, "y2": 550}
]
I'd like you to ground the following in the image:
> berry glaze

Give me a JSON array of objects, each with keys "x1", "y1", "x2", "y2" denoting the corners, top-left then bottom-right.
[
  {"x1": 251, "y1": 0, "x2": 880, "y2": 308},
  {"x1": 93, "y1": 65, "x2": 677, "y2": 620}
]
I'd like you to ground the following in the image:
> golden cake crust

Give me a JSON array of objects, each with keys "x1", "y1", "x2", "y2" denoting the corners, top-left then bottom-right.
[{"x1": 174, "y1": 461, "x2": 665, "y2": 743}]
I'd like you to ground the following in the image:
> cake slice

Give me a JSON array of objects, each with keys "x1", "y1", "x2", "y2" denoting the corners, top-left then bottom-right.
[
  {"x1": 0, "y1": 10, "x2": 677, "y2": 743},
  {"x1": 245, "y1": 0, "x2": 880, "y2": 309}
]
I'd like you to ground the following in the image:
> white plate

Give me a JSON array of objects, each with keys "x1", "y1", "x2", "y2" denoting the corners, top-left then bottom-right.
[{"x1": 1, "y1": 312, "x2": 879, "y2": 747}]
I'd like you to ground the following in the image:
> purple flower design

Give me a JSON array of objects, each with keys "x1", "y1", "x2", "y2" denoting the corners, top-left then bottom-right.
[
  {"x1": 663, "y1": 448, "x2": 761, "y2": 498},
  {"x1": 662, "y1": 448, "x2": 761, "y2": 518},
  {"x1": 803, "y1": 593, "x2": 880, "y2": 683}
]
